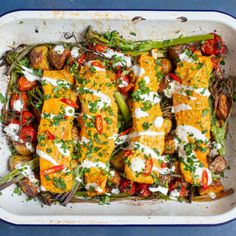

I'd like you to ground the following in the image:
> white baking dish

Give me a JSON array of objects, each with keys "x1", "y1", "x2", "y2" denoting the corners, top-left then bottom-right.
[{"x1": 0, "y1": 10, "x2": 236, "y2": 225}]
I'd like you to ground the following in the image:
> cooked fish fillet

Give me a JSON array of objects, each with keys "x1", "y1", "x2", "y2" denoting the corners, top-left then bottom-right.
[
  {"x1": 124, "y1": 55, "x2": 166, "y2": 184},
  {"x1": 77, "y1": 60, "x2": 118, "y2": 196},
  {"x1": 37, "y1": 70, "x2": 76, "y2": 193},
  {"x1": 173, "y1": 50, "x2": 213, "y2": 185}
]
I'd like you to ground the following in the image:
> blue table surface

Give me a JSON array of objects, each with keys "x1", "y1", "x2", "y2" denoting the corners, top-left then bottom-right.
[{"x1": 1, "y1": 0, "x2": 236, "y2": 235}]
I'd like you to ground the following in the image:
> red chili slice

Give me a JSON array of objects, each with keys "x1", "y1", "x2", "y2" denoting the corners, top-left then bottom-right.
[
  {"x1": 77, "y1": 53, "x2": 85, "y2": 64},
  {"x1": 169, "y1": 73, "x2": 182, "y2": 84},
  {"x1": 60, "y1": 98, "x2": 78, "y2": 109},
  {"x1": 41, "y1": 165, "x2": 65, "y2": 176},
  {"x1": 144, "y1": 158, "x2": 153, "y2": 176},
  {"x1": 201, "y1": 169, "x2": 209, "y2": 190},
  {"x1": 123, "y1": 150, "x2": 132, "y2": 157},
  {"x1": 94, "y1": 44, "x2": 107, "y2": 53},
  {"x1": 116, "y1": 70, "x2": 133, "y2": 95},
  {"x1": 118, "y1": 127, "x2": 132, "y2": 137},
  {"x1": 45, "y1": 130, "x2": 55, "y2": 140},
  {"x1": 91, "y1": 61, "x2": 105, "y2": 69},
  {"x1": 95, "y1": 115, "x2": 103, "y2": 134}
]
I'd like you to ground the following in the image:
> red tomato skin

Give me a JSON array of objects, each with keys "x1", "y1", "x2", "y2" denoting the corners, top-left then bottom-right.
[
  {"x1": 119, "y1": 179, "x2": 136, "y2": 195},
  {"x1": 136, "y1": 183, "x2": 151, "y2": 197},
  {"x1": 19, "y1": 126, "x2": 37, "y2": 143},
  {"x1": 18, "y1": 76, "x2": 37, "y2": 91},
  {"x1": 22, "y1": 111, "x2": 34, "y2": 124}
]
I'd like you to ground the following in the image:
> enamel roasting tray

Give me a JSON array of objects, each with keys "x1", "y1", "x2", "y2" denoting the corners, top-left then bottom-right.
[{"x1": 0, "y1": 10, "x2": 236, "y2": 225}]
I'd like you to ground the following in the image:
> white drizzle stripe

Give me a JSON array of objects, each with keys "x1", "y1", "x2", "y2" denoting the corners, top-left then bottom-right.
[
  {"x1": 128, "y1": 131, "x2": 165, "y2": 139},
  {"x1": 173, "y1": 104, "x2": 192, "y2": 113},
  {"x1": 81, "y1": 160, "x2": 108, "y2": 171},
  {"x1": 36, "y1": 149, "x2": 58, "y2": 166}
]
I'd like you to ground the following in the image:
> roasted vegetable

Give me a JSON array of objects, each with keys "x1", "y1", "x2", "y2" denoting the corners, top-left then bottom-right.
[
  {"x1": 86, "y1": 26, "x2": 214, "y2": 52},
  {"x1": 29, "y1": 45, "x2": 49, "y2": 70},
  {"x1": 110, "y1": 151, "x2": 125, "y2": 171},
  {"x1": 209, "y1": 155, "x2": 227, "y2": 173},
  {"x1": 48, "y1": 46, "x2": 70, "y2": 69}
]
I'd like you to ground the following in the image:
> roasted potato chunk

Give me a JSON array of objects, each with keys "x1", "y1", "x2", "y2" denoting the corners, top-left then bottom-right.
[
  {"x1": 160, "y1": 58, "x2": 172, "y2": 74},
  {"x1": 18, "y1": 177, "x2": 38, "y2": 198},
  {"x1": 29, "y1": 45, "x2": 49, "y2": 70},
  {"x1": 209, "y1": 155, "x2": 227, "y2": 173},
  {"x1": 109, "y1": 169, "x2": 121, "y2": 188},
  {"x1": 48, "y1": 46, "x2": 70, "y2": 69},
  {"x1": 110, "y1": 152, "x2": 125, "y2": 171},
  {"x1": 9, "y1": 155, "x2": 33, "y2": 171},
  {"x1": 164, "y1": 135, "x2": 176, "y2": 155},
  {"x1": 15, "y1": 143, "x2": 34, "y2": 156},
  {"x1": 163, "y1": 119, "x2": 172, "y2": 134},
  {"x1": 215, "y1": 94, "x2": 231, "y2": 120},
  {"x1": 198, "y1": 179, "x2": 224, "y2": 196}
]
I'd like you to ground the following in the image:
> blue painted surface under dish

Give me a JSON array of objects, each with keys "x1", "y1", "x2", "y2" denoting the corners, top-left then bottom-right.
[{"x1": 1, "y1": 0, "x2": 236, "y2": 235}]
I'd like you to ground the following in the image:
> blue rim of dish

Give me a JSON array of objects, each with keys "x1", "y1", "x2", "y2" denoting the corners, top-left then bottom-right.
[{"x1": 0, "y1": 8, "x2": 235, "y2": 227}]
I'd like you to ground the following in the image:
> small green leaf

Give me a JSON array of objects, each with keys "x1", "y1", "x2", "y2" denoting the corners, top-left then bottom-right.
[{"x1": 0, "y1": 93, "x2": 5, "y2": 104}]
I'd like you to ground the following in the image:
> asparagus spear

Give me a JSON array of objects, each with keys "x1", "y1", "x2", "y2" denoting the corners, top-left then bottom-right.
[
  {"x1": 85, "y1": 26, "x2": 214, "y2": 52},
  {"x1": 114, "y1": 91, "x2": 131, "y2": 123},
  {"x1": 0, "y1": 157, "x2": 39, "y2": 191}
]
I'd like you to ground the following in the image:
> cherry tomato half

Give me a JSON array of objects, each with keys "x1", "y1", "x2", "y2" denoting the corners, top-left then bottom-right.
[
  {"x1": 22, "y1": 111, "x2": 34, "y2": 124},
  {"x1": 18, "y1": 76, "x2": 37, "y2": 91},
  {"x1": 119, "y1": 179, "x2": 136, "y2": 195},
  {"x1": 19, "y1": 125, "x2": 37, "y2": 143},
  {"x1": 135, "y1": 183, "x2": 151, "y2": 197},
  {"x1": 10, "y1": 93, "x2": 28, "y2": 113}
]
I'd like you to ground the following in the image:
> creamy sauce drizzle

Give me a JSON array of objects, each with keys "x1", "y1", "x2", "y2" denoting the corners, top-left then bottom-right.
[
  {"x1": 36, "y1": 149, "x2": 58, "y2": 166},
  {"x1": 172, "y1": 104, "x2": 192, "y2": 113},
  {"x1": 134, "y1": 108, "x2": 149, "y2": 118}
]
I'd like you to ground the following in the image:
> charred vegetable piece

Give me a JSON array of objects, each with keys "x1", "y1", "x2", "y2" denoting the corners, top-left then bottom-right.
[
  {"x1": 198, "y1": 179, "x2": 224, "y2": 196},
  {"x1": 9, "y1": 155, "x2": 33, "y2": 171},
  {"x1": 86, "y1": 26, "x2": 214, "y2": 52},
  {"x1": 215, "y1": 94, "x2": 231, "y2": 120},
  {"x1": 48, "y1": 46, "x2": 70, "y2": 69},
  {"x1": 110, "y1": 151, "x2": 125, "y2": 171},
  {"x1": 29, "y1": 45, "x2": 49, "y2": 70},
  {"x1": 14, "y1": 144, "x2": 33, "y2": 156},
  {"x1": 164, "y1": 135, "x2": 176, "y2": 155},
  {"x1": 18, "y1": 177, "x2": 38, "y2": 198},
  {"x1": 209, "y1": 155, "x2": 227, "y2": 173}
]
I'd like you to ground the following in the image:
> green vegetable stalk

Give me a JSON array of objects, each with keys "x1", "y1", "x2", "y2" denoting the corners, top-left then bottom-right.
[
  {"x1": 0, "y1": 157, "x2": 39, "y2": 191},
  {"x1": 114, "y1": 91, "x2": 132, "y2": 123},
  {"x1": 85, "y1": 26, "x2": 214, "y2": 52}
]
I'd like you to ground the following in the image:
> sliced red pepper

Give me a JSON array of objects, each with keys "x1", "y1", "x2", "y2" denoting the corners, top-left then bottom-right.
[
  {"x1": 118, "y1": 127, "x2": 132, "y2": 137},
  {"x1": 144, "y1": 158, "x2": 153, "y2": 176},
  {"x1": 94, "y1": 44, "x2": 107, "y2": 53},
  {"x1": 169, "y1": 73, "x2": 182, "y2": 84},
  {"x1": 41, "y1": 165, "x2": 65, "y2": 176},
  {"x1": 201, "y1": 169, "x2": 209, "y2": 190},
  {"x1": 45, "y1": 130, "x2": 55, "y2": 140},
  {"x1": 123, "y1": 150, "x2": 132, "y2": 157},
  {"x1": 91, "y1": 61, "x2": 105, "y2": 69},
  {"x1": 77, "y1": 53, "x2": 85, "y2": 65},
  {"x1": 161, "y1": 162, "x2": 167, "y2": 168},
  {"x1": 60, "y1": 98, "x2": 78, "y2": 109},
  {"x1": 95, "y1": 115, "x2": 103, "y2": 134}
]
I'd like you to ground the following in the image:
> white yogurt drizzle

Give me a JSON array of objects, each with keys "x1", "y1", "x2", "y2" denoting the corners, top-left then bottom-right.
[
  {"x1": 154, "y1": 116, "x2": 164, "y2": 128},
  {"x1": 41, "y1": 77, "x2": 71, "y2": 88},
  {"x1": 85, "y1": 183, "x2": 103, "y2": 193},
  {"x1": 130, "y1": 158, "x2": 145, "y2": 173},
  {"x1": 139, "y1": 92, "x2": 161, "y2": 104},
  {"x1": 64, "y1": 106, "x2": 75, "y2": 117},
  {"x1": 13, "y1": 99, "x2": 24, "y2": 112},
  {"x1": 128, "y1": 131, "x2": 165, "y2": 139},
  {"x1": 82, "y1": 87, "x2": 111, "y2": 109},
  {"x1": 81, "y1": 160, "x2": 108, "y2": 171},
  {"x1": 21, "y1": 66, "x2": 41, "y2": 82},
  {"x1": 172, "y1": 104, "x2": 192, "y2": 113},
  {"x1": 102, "y1": 49, "x2": 132, "y2": 68},
  {"x1": 149, "y1": 186, "x2": 169, "y2": 195},
  {"x1": 4, "y1": 123, "x2": 21, "y2": 142},
  {"x1": 36, "y1": 149, "x2": 58, "y2": 166},
  {"x1": 132, "y1": 65, "x2": 145, "y2": 77},
  {"x1": 55, "y1": 142, "x2": 70, "y2": 157},
  {"x1": 16, "y1": 164, "x2": 39, "y2": 186},
  {"x1": 70, "y1": 47, "x2": 80, "y2": 58},
  {"x1": 53, "y1": 45, "x2": 65, "y2": 54},
  {"x1": 134, "y1": 108, "x2": 149, "y2": 118}
]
